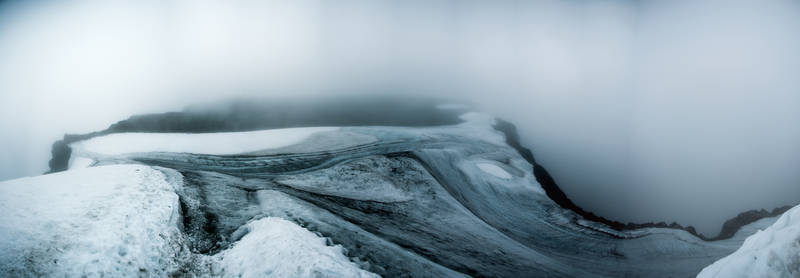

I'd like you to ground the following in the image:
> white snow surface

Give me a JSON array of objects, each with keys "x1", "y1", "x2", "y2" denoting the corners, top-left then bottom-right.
[
  {"x1": 476, "y1": 162, "x2": 513, "y2": 179},
  {"x1": 0, "y1": 165, "x2": 185, "y2": 276},
  {"x1": 211, "y1": 217, "x2": 378, "y2": 278},
  {"x1": 72, "y1": 127, "x2": 338, "y2": 156},
  {"x1": 0, "y1": 165, "x2": 378, "y2": 277},
  {"x1": 697, "y1": 205, "x2": 800, "y2": 278}
]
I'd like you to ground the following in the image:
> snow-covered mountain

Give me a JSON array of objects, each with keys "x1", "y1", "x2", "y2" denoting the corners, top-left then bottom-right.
[{"x1": 0, "y1": 98, "x2": 793, "y2": 277}]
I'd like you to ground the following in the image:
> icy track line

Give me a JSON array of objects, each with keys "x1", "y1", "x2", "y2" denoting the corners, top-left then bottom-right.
[{"x1": 0, "y1": 165, "x2": 377, "y2": 277}]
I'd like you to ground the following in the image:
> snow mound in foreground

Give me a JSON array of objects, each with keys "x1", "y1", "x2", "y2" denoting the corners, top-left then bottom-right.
[
  {"x1": 0, "y1": 165, "x2": 379, "y2": 277},
  {"x1": 0, "y1": 165, "x2": 184, "y2": 276},
  {"x1": 212, "y1": 217, "x2": 378, "y2": 278},
  {"x1": 697, "y1": 205, "x2": 800, "y2": 278}
]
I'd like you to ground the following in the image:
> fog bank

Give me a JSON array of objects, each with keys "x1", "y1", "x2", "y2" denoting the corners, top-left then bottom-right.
[{"x1": 1, "y1": 0, "x2": 799, "y2": 235}]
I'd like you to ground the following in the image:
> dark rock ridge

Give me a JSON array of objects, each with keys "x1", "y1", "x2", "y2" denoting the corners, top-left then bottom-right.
[
  {"x1": 49, "y1": 97, "x2": 789, "y2": 244},
  {"x1": 492, "y1": 118, "x2": 791, "y2": 241}
]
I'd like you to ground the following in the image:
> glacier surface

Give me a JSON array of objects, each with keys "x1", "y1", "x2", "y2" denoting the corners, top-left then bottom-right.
[
  {"x1": 0, "y1": 107, "x2": 788, "y2": 277},
  {"x1": 0, "y1": 165, "x2": 185, "y2": 276}
]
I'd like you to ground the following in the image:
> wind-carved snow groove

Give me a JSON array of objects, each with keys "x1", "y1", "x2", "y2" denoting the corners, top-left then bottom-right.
[{"x1": 175, "y1": 170, "x2": 262, "y2": 255}]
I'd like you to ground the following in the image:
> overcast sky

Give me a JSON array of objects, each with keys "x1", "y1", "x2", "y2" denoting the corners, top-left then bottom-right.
[{"x1": 1, "y1": 0, "x2": 798, "y2": 235}]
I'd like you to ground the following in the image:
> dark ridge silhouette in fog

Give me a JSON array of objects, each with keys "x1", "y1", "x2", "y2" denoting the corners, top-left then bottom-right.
[{"x1": 494, "y1": 118, "x2": 791, "y2": 240}]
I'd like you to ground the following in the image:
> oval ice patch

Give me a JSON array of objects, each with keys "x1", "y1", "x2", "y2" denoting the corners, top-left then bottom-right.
[{"x1": 476, "y1": 163, "x2": 513, "y2": 179}]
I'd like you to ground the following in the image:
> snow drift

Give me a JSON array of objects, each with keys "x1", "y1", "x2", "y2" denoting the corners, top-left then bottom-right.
[
  {"x1": 698, "y1": 204, "x2": 800, "y2": 278},
  {"x1": 0, "y1": 165, "x2": 185, "y2": 276}
]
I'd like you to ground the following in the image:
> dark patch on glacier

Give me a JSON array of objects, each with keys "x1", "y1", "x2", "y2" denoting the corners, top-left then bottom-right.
[{"x1": 175, "y1": 170, "x2": 263, "y2": 254}]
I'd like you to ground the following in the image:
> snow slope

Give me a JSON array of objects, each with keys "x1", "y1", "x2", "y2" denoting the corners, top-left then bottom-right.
[
  {"x1": 697, "y1": 205, "x2": 800, "y2": 278},
  {"x1": 0, "y1": 165, "x2": 378, "y2": 277},
  {"x1": 0, "y1": 165, "x2": 185, "y2": 276},
  {"x1": 71, "y1": 127, "x2": 337, "y2": 156},
  {"x1": 211, "y1": 217, "x2": 378, "y2": 278}
]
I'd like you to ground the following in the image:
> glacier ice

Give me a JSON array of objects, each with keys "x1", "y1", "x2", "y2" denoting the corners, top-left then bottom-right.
[{"x1": 0, "y1": 105, "x2": 788, "y2": 277}]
